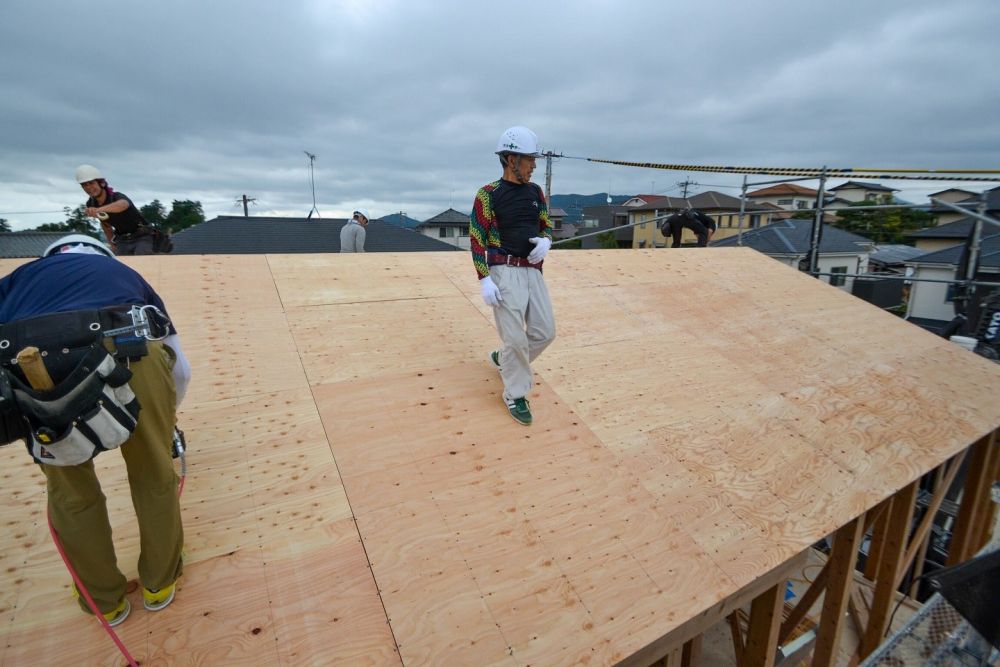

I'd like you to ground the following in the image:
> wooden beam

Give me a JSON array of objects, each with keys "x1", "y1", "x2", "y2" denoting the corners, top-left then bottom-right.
[
  {"x1": 729, "y1": 612, "x2": 746, "y2": 667},
  {"x1": 680, "y1": 635, "x2": 702, "y2": 667},
  {"x1": 947, "y1": 432, "x2": 996, "y2": 565},
  {"x1": 894, "y1": 450, "x2": 967, "y2": 590},
  {"x1": 971, "y1": 434, "x2": 1000, "y2": 549},
  {"x1": 778, "y1": 560, "x2": 828, "y2": 646},
  {"x1": 863, "y1": 503, "x2": 889, "y2": 581},
  {"x1": 744, "y1": 582, "x2": 785, "y2": 667},
  {"x1": 813, "y1": 517, "x2": 865, "y2": 667},
  {"x1": 847, "y1": 586, "x2": 869, "y2": 638},
  {"x1": 857, "y1": 481, "x2": 918, "y2": 660}
]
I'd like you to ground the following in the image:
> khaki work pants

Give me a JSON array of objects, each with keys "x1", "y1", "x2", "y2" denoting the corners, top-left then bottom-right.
[
  {"x1": 41, "y1": 340, "x2": 184, "y2": 614},
  {"x1": 489, "y1": 264, "x2": 556, "y2": 400}
]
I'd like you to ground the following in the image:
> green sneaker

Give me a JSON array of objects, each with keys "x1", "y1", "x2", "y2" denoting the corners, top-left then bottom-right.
[
  {"x1": 503, "y1": 395, "x2": 532, "y2": 426},
  {"x1": 490, "y1": 349, "x2": 501, "y2": 370}
]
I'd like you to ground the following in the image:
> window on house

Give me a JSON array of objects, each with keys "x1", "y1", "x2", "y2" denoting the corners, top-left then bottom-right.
[
  {"x1": 777, "y1": 199, "x2": 793, "y2": 206},
  {"x1": 830, "y1": 266, "x2": 848, "y2": 286},
  {"x1": 796, "y1": 200, "x2": 809, "y2": 209},
  {"x1": 461, "y1": 226, "x2": 469, "y2": 237},
  {"x1": 750, "y1": 214, "x2": 760, "y2": 228},
  {"x1": 438, "y1": 228, "x2": 447, "y2": 238},
  {"x1": 865, "y1": 193, "x2": 877, "y2": 202}
]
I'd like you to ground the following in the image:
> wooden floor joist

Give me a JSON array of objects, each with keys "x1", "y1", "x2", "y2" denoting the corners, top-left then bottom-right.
[{"x1": 1, "y1": 249, "x2": 998, "y2": 666}]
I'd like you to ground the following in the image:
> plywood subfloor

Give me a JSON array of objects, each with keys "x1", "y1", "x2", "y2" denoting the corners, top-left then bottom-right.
[{"x1": 1, "y1": 249, "x2": 998, "y2": 665}]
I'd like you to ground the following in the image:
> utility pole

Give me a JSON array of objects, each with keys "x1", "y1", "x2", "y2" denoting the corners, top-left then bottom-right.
[
  {"x1": 237, "y1": 194, "x2": 257, "y2": 217},
  {"x1": 677, "y1": 177, "x2": 698, "y2": 199},
  {"x1": 542, "y1": 151, "x2": 562, "y2": 204},
  {"x1": 304, "y1": 151, "x2": 320, "y2": 219}
]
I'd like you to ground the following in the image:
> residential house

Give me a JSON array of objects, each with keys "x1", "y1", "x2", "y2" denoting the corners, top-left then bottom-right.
[
  {"x1": 908, "y1": 219, "x2": 978, "y2": 255},
  {"x1": 904, "y1": 232, "x2": 1000, "y2": 334},
  {"x1": 629, "y1": 191, "x2": 775, "y2": 248},
  {"x1": 549, "y1": 207, "x2": 576, "y2": 240},
  {"x1": 745, "y1": 183, "x2": 821, "y2": 213},
  {"x1": 928, "y1": 188, "x2": 978, "y2": 227},
  {"x1": 711, "y1": 218, "x2": 875, "y2": 292},
  {"x1": 170, "y1": 216, "x2": 459, "y2": 253},
  {"x1": 418, "y1": 208, "x2": 470, "y2": 250},
  {"x1": 0, "y1": 231, "x2": 76, "y2": 258},
  {"x1": 579, "y1": 204, "x2": 632, "y2": 249},
  {"x1": 827, "y1": 181, "x2": 898, "y2": 205},
  {"x1": 621, "y1": 194, "x2": 668, "y2": 208},
  {"x1": 867, "y1": 244, "x2": 924, "y2": 274}
]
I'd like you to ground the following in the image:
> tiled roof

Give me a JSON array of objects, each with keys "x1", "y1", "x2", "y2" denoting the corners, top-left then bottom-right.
[
  {"x1": 0, "y1": 231, "x2": 74, "y2": 258},
  {"x1": 908, "y1": 218, "x2": 976, "y2": 239},
  {"x1": 828, "y1": 181, "x2": 897, "y2": 193},
  {"x1": 869, "y1": 244, "x2": 925, "y2": 265},
  {"x1": 711, "y1": 218, "x2": 875, "y2": 254},
  {"x1": 170, "y1": 216, "x2": 460, "y2": 254},
  {"x1": 906, "y1": 232, "x2": 1000, "y2": 270},
  {"x1": 421, "y1": 208, "x2": 469, "y2": 225},
  {"x1": 629, "y1": 191, "x2": 770, "y2": 213},
  {"x1": 746, "y1": 183, "x2": 819, "y2": 197},
  {"x1": 957, "y1": 185, "x2": 1000, "y2": 211}
]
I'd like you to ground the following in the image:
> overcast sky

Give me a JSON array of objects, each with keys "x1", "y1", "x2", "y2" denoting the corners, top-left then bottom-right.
[{"x1": 2, "y1": 0, "x2": 999, "y2": 231}]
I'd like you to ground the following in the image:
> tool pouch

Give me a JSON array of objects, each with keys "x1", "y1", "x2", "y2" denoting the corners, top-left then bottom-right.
[{"x1": 9, "y1": 344, "x2": 141, "y2": 466}]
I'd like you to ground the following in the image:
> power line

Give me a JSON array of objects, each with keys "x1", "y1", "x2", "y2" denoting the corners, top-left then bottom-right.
[{"x1": 583, "y1": 157, "x2": 1000, "y2": 182}]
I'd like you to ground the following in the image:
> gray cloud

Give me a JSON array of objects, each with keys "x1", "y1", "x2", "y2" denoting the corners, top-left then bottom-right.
[{"x1": 2, "y1": 0, "x2": 998, "y2": 229}]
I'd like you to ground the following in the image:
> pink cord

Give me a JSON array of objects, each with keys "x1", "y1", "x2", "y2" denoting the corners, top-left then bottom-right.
[{"x1": 46, "y1": 464, "x2": 186, "y2": 666}]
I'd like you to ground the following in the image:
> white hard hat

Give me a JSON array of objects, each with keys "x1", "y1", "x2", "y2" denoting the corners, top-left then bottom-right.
[
  {"x1": 353, "y1": 209, "x2": 371, "y2": 222},
  {"x1": 75, "y1": 164, "x2": 104, "y2": 183},
  {"x1": 43, "y1": 234, "x2": 114, "y2": 258},
  {"x1": 496, "y1": 126, "x2": 540, "y2": 156}
]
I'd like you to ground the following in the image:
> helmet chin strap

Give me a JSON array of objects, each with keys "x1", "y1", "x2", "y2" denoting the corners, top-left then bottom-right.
[{"x1": 511, "y1": 155, "x2": 530, "y2": 184}]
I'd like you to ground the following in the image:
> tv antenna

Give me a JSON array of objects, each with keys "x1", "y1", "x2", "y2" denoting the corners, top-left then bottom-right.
[{"x1": 304, "y1": 151, "x2": 320, "y2": 219}]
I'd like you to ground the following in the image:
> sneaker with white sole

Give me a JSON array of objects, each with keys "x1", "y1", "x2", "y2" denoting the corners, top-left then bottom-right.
[
  {"x1": 503, "y1": 395, "x2": 532, "y2": 426},
  {"x1": 142, "y1": 582, "x2": 176, "y2": 611}
]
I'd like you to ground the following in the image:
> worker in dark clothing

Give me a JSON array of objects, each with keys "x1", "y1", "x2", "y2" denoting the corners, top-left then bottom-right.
[
  {"x1": 661, "y1": 208, "x2": 717, "y2": 247},
  {"x1": 0, "y1": 235, "x2": 186, "y2": 626},
  {"x1": 76, "y1": 164, "x2": 154, "y2": 255}
]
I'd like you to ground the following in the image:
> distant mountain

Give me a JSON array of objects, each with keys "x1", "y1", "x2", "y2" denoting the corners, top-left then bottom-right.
[{"x1": 549, "y1": 193, "x2": 632, "y2": 223}]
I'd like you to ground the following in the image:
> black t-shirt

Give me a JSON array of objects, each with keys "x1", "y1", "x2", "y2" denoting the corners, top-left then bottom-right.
[
  {"x1": 490, "y1": 179, "x2": 546, "y2": 258},
  {"x1": 86, "y1": 191, "x2": 146, "y2": 236}
]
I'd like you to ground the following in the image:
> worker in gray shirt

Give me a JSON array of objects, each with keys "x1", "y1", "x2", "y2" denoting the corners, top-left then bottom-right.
[{"x1": 340, "y1": 209, "x2": 370, "y2": 252}]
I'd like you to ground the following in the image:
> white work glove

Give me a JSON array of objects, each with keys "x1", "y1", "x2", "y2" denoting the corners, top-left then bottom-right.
[
  {"x1": 480, "y1": 275, "x2": 502, "y2": 307},
  {"x1": 527, "y1": 237, "x2": 552, "y2": 264}
]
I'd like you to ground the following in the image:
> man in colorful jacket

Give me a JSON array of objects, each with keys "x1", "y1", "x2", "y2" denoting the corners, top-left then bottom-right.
[{"x1": 470, "y1": 126, "x2": 556, "y2": 426}]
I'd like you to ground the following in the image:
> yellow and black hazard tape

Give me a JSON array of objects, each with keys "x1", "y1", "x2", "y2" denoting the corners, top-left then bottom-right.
[{"x1": 584, "y1": 158, "x2": 1000, "y2": 182}]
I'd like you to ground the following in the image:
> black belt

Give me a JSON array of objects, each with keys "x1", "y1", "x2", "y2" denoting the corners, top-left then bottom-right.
[
  {"x1": 0, "y1": 306, "x2": 141, "y2": 361},
  {"x1": 487, "y1": 252, "x2": 542, "y2": 269}
]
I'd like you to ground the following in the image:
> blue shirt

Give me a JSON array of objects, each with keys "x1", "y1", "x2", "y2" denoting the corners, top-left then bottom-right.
[{"x1": 0, "y1": 254, "x2": 174, "y2": 331}]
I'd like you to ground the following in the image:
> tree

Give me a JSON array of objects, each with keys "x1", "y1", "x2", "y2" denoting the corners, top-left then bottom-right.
[
  {"x1": 141, "y1": 200, "x2": 168, "y2": 229},
  {"x1": 165, "y1": 200, "x2": 205, "y2": 233},
  {"x1": 0, "y1": 218, "x2": 10, "y2": 233},
  {"x1": 30, "y1": 206, "x2": 99, "y2": 235},
  {"x1": 831, "y1": 202, "x2": 932, "y2": 245},
  {"x1": 596, "y1": 230, "x2": 619, "y2": 249}
]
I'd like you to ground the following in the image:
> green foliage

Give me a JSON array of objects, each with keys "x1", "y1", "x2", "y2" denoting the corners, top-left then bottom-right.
[
  {"x1": 557, "y1": 238, "x2": 582, "y2": 249},
  {"x1": 0, "y1": 218, "x2": 10, "y2": 233},
  {"x1": 830, "y1": 202, "x2": 932, "y2": 244},
  {"x1": 596, "y1": 231, "x2": 618, "y2": 249},
  {"x1": 141, "y1": 199, "x2": 168, "y2": 228},
  {"x1": 30, "y1": 206, "x2": 98, "y2": 234},
  {"x1": 164, "y1": 200, "x2": 205, "y2": 232}
]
